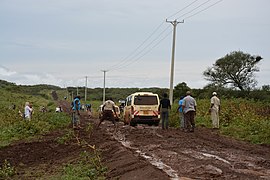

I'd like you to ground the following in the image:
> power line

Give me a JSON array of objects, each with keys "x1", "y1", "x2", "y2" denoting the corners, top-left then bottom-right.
[
  {"x1": 107, "y1": 22, "x2": 166, "y2": 70},
  {"x1": 105, "y1": 0, "x2": 224, "y2": 72},
  {"x1": 110, "y1": 30, "x2": 173, "y2": 71},
  {"x1": 166, "y1": 0, "x2": 200, "y2": 19},
  {"x1": 106, "y1": 1, "x2": 200, "y2": 72},
  {"x1": 176, "y1": 0, "x2": 213, "y2": 20},
  {"x1": 183, "y1": 0, "x2": 223, "y2": 20},
  {"x1": 109, "y1": 26, "x2": 171, "y2": 71},
  {"x1": 108, "y1": 25, "x2": 170, "y2": 71}
]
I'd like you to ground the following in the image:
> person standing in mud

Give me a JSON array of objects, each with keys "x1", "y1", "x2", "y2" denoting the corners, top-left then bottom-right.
[
  {"x1": 159, "y1": 93, "x2": 171, "y2": 130},
  {"x1": 210, "y1": 92, "x2": 220, "y2": 129},
  {"x1": 182, "y1": 91, "x2": 197, "y2": 132},
  {"x1": 177, "y1": 96, "x2": 185, "y2": 130},
  {"x1": 97, "y1": 98, "x2": 118, "y2": 129},
  {"x1": 24, "y1": 102, "x2": 33, "y2": 120},
  {"x1": 86, "y1": 103, "x2": 92, "y2": 118},
  {"x1": 71, "y1": 96, "x2": 81, "y2": 129}
]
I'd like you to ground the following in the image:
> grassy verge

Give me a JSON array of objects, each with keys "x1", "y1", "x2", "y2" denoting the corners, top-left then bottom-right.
[
  {"x1": 0, "y1": 160, "x2": 16, "y2": 179},
  {"x1": 52, "y1": 122, "x2": 107, "y2": 180},
  {"x1": 169, "y1": 98, "x2": 270, "y2": 144},
  {"x1": 58, "y1": 150, "x2": 107, "y2": 180},
  {"x1": 0, "y1": 110, "x2": 70, "y2": 147}
]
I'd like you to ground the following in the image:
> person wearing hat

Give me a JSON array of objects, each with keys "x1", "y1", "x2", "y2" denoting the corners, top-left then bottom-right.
[
  {"x1": 71, "y1": 96, "x2": 81, "y2": 129},
  {"x1": 210, "y1": 92, "x2": 221, "y2": 129}
]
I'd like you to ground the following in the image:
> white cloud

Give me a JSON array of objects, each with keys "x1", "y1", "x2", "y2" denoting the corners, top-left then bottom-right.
[
  {"x1": 0, "y1": 66, "x2": 62, "y2": 87},
  {"x1": 0, "y1": 66, "x2": 16, "y2": 76}
]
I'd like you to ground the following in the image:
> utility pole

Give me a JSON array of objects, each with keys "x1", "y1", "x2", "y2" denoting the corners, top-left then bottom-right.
[
  {"x1": 101, "y1": 70, "x2": 108, "y2": 103},
  {"x1": 85, "y1": 76, "x2": 88, "y2": 102},
  {"x1": 166, "y1": 19, "x2": 184, "y2": 105},
  {"x1": 76, "y1": 87, "x2": 79, "y2": 96}
]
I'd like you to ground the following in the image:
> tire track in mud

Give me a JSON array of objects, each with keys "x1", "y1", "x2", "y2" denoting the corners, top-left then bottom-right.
[
  {"x1": 111, "y1": 127, "x2": 180, "y2": 179},
  {"x1": 92, "y1": 123, "x2": 170, "y2": 180},
  {"x1": 98, "y1": 120, "x2": 270, "y2": 180}
]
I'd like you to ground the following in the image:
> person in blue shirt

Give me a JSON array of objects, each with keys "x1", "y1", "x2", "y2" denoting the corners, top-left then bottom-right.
[
  {"x1": 71, "y1": 96, "x2": 81, "y2": 129},
  {"x1": 177, "y1": 96, "x2": 185, "y2": 130}
]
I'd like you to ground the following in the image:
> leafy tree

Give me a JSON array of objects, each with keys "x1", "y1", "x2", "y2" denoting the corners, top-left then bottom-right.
[
  {"x1": 203, "y1": 51, "x2": 262, "y2": 91},
  {"x1": 262, "y1": 85, "x2": 270, "y2": 91},
  {"x1": 174, "y1": 82, "x2": 190, "y2": 100}
]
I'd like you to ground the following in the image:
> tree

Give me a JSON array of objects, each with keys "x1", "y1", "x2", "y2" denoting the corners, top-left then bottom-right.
[
  {"x1": 174, "y1": 82, "x2": 190, "y2": 100},
  {"x1": 203, "y1": 51, "x2": 262, "y2": 91}
]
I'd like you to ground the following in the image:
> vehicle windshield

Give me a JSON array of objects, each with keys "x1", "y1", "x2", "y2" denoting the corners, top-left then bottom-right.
[{"x1": 134, "y1": 95, "x2": 158, "y2": 105}]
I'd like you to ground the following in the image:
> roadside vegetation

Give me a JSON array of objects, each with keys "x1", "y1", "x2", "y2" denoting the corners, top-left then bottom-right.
[
  {"x1": 0, "y1": 80, "x2": 107, "y2": 179},
  {"x1": 1, "y1": 79, "x2": 269, "y2": 146},
  {"x1": 0, "y1": 81, "x2": 70, "y2": 147},
  {"x1": 59, "y1": 150, "x2": 106, "y2": 180},
  {"x1": 0, "y1": 160, "x2": 16, "y2": 179},
  {"x1": 169, "y1": 98, "x2": 270, "y2": 144}
]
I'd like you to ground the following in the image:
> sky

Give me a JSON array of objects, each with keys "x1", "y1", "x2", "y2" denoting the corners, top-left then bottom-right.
[{"x1": 0, "y1": 0, "x2": 269, "y2": 89}]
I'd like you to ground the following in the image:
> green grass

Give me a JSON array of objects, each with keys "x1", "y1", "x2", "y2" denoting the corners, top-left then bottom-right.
[
  {"x1": 169, "y1": 98, "x2": 270, "y2": 144},
  {"x1": 55, "y1": 129, "x2": 74, "y2": 145},
  {"x1": 60, "y1": 151, "x2": 107, "y2": 180},
  {"x1": 0, "y1": 88, "x2": 70, "y2": 147},
  {"x1": 0, "y1": 110, "x2": 70, "y2": 147},
  {"x1": 0, "y1": 160, "x2": 16, "y2": 179}
]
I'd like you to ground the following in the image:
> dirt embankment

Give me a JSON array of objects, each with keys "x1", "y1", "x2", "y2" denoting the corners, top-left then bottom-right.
[{"x1": 0, "y1": 100, "x2": 269, "y2": 179}]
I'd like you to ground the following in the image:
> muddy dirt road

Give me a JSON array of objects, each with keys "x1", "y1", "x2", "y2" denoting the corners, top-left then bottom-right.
[
  {"x1": 98, "y1": 117, "x2": 270, "y2": 180},
  {"x1": 0, "y1": 105, "x2": 270, "y2": 179}
]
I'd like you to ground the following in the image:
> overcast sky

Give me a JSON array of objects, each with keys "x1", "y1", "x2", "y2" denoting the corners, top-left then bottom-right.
[{"x1": 0, "y1": 0, "x2": 269, "y2": 89}]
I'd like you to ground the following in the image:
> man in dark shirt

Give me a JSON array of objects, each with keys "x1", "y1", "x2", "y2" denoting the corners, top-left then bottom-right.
[{"x1": 159, "y1": 93, "x2": 171, "y2": 130}]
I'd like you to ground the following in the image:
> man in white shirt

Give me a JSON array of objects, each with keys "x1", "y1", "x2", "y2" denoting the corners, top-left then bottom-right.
[
  {"x1": 24, "y1": 102, "x2": 33, "y2": 120},
  {"x1": 97, "y1": 99, "x2": 118, "y2": 129},
  {"x1": 210, "y1": 92, "x2": 221, "y2": 129}
]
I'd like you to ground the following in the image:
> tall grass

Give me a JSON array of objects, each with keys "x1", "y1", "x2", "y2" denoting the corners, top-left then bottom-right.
[{"x1": 169, "y1": 98, "x2": 270, "y2": 144}]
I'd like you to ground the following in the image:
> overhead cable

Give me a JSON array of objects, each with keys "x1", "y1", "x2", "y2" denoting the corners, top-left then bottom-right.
[
  {"x1": 107, "y1": 22, "x2": 165, "y2": 70},
  {"x1": 105, "y1": 0, "x2": 223, "y2": 72},
  {"x1": 106, "y1": 1, "x2": 201, "y2": 71},
  {"x1": 166, "y1": 0, "x2": 200, "y2": 19},
  {"x1": 183, "y1": 0, "x2": 223, "y2": 20},
  {"x1": 111, "y1": 30, "x2": 173, "y2": 71}
]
